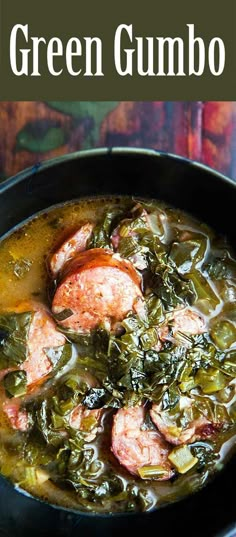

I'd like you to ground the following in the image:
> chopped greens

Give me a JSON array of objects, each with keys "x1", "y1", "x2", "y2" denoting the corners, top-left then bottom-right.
[
  {"x1": 195, "y1": 368, "x2": 227, "y2": 394},
  {"x1": 205, "y1": 252, "x2": 236, "y2": 280},
  {"x1": 210, "y1": 320, "x2": 236, "y2": 350},
  {"x1": 0, "y1": 198, "x2": 235, "y2": 515},
  {"x1": 3, "y1": 370, "x2": 27, "y2": 398},
  {"x1": 44, "y1": 343, "x2": 72, "y2": 372},
  {"x1": 89, "y1": 208, "x2": 125, "y2": 249},
  {"x1": 10, "y1": 257, "x2": 32, "y2": 279},
  {"x1": 0, "y1": 312, "x2": 32, "y2": 368}
]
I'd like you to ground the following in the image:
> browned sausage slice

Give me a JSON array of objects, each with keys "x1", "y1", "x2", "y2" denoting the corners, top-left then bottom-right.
[
  {"x1": 52, "y1": 249, "x2": 145, "y2": 332},
  {"x1": 111, "y1": 406, "x2": 173, "y2": 479},
  {"x1": 69, "y1": 405, "x2": 102, "y2": 441},
  {"x1": 0, "y1": 303, "x2": 66, "y2": 387},
  {"x1": 3, "y1": 400, "x2": 28, "y2": 432},
  {"x1": 22, "y1": 307, "x2": 66, "y2": 385},
  {"x1": 150, "y1": 399, "x2": 220, "y2": 445},
  {"x1": 156, "y1": 307, "x2": 206, "y2": 350},
  {"x1": 170, "y1": 308, "x2": 206, "y2": 335},
  {"x1": 50, "y1": 223, "x2": 94, "y2": 277}
]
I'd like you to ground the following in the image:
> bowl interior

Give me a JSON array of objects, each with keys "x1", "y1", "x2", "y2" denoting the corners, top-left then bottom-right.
[
  {"x1": 0, "y1": 148, "x2": 235, "y2": 536},
  {"x1": 0, "y1": 149, "x2": 235, "y2": 242}
]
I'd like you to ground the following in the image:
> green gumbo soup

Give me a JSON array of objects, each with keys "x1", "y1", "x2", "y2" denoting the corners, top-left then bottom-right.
[{"x1": 0, "y1": 197, "x2": 235, "y2": 513}]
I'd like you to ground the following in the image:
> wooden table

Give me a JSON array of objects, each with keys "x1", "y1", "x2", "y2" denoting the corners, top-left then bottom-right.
[{"x1": 0, "y1": 101, "x2": 235, "y2": 181}]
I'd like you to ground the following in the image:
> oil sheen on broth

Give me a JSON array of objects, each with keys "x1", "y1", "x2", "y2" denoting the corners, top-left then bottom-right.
[{"x1": 0, "y1": 196, "x2": 235, "y2": 514}]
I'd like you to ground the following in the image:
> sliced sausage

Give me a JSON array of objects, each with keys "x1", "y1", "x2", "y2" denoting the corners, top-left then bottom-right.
[
  {"x1": 22, "y1": 307, "x2": 66, "y2": 385},
  {"x1": 69, "y1": 405, "x2": 102, "y2": 441},
  {"x1": 111, "y1": 406, "x2": 173, "y2": 479},
  {"x1": 50, "y1": 223, "x2": 94, "y2": 277},
  {"x1": 154, "y1": 308, "x2": 206, "y2": 352},
  {"x1": 170, "y1": 308, "x2": 206, "y2": 336},
  {"x1": 157, "y1": 307, "x2": 206, "y2": 349},
  {"x1": 111, "y1": 204, "x2": 168, "y2": 254},
  {"x1": 0, "y1": 303, "x2": 66, "y2": 387},
  {"x1": 52, "y1": 249, "x2": 145, "y2": 333},
  {"x1": 150, "y1": 399, "x2": 219, "y2": 445},
  {"x1": 3, "y1": 400, "x2": 28, "y2": 432}
]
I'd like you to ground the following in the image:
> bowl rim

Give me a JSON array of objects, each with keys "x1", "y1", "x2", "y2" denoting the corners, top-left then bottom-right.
[{"x1": 0, "y1": 147, "x2": 235, "y2": 195}]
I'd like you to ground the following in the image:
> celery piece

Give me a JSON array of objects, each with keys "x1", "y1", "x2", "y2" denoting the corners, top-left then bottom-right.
[
  {"x1": 179, "y1": 363, "x2": 193, "y2": 382},
  {"x1": 223, "y1": 351, "x2": 236, "y2": 376},
  {"x1": 210, "y1": 320, "x2": 236, "y2": 351},
  {"x1": 138, "y1": 465, "x2": 170, "y2": 479},
  {"x1": 146, "y1": 295, "x2": 165, "y2": 325},
  {"x1": 186, "y1": 270, "x2": 220, "y2": 314},
  {"x1": 140, "y1": 328, "x2": 158, "y2": 351},
  {"x1": 195, "y1": 367, "x2": 227, "y2": 394},
  {"x1": 51, "y1": 412, "x2": 65, "y2": 429},
  {"x1": 59, "y1": 399, "x2": 75, "y2": 415},
  {"x1": 35, "y1": 468, "x2": 49, "y2": 484},
  {"x1": 170, "y1": 238, "x2": 207, "y2": 274},
  {"x1": 168, "y1": 446, "x2": 198, "y2": 474},
  {"x1": 122, "y1": 315, "x2": 143, "y2": 334},
  {"x1": 179, "y1": 378, "x2": 196, "y2": 393},
  {"x1": 24, "y1": 466, "x2": 37, "y2": 486}
]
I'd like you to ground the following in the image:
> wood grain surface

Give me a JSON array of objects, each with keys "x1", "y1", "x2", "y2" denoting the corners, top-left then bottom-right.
[{"x1": 0, "y1": 101, "x2": 235, "y2": 180}]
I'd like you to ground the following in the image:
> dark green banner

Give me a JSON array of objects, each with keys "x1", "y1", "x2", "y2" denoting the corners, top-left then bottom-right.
[{"x1": 0, "y1": 0, "x2": 235, "y2": 100}]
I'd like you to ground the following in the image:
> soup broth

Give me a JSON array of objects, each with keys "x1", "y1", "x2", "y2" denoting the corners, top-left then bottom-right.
[{"x1": 0, "y1": 196, "x2": 235, "y2": 514}]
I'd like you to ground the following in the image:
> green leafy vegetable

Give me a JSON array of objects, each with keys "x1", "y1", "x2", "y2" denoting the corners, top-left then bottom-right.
[
  {"x1": 10, "y1": 258, "x2": 32, "y2": 279},
  {"x1": 140, "y1": 328, "x2": 159, "y2": 351},
  {"x1": 190, "y1": 441, "x2": 218, "y2": 472},
  {"x1": 170, "y1": 236, "x2": 208, "y2": 274},
  {"x1": 150, "y1": 265, "x2": 195, "y2": 310},
  {"x1": 185, "y1": 270, "x2": 220, "y2": 314},
  {"x1": 195, "y1": 367, "x2": 227, "y2": 394},
  {"x1": 210, "y1": 320, "x2": 236, "y2": 350},
  {"x1": 205, "y1": 252, "x2": 236, "y2": 280},
  {"x1": 145, "y1": 295, "x2": 165, "y2": 325},
  {"x1": 36, "y1": 400, "x2": 67, "y2": 447},
  {"x1": 44, "y1": 343, "x2": 72, "y2": 372},
  {"x1": 0, "y1": 201, "x2": 235, "y2": 513},
  {"x1": 0, "y1": 312, "x2": 32, "y2": 368},
  {"x1": 89, "y1": 208, "x2": 124, "y2": 248},
  {"x1": 3, "y1": 370, "x2": 27, "y2": 398},
  {"x1": 162, "y1": 385, "x2": 180, "y2": 410}
]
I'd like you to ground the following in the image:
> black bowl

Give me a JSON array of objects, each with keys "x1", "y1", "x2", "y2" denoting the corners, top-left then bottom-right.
[{"x1": 0, "y1": 148, "x2": 235, "y2": 537}]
